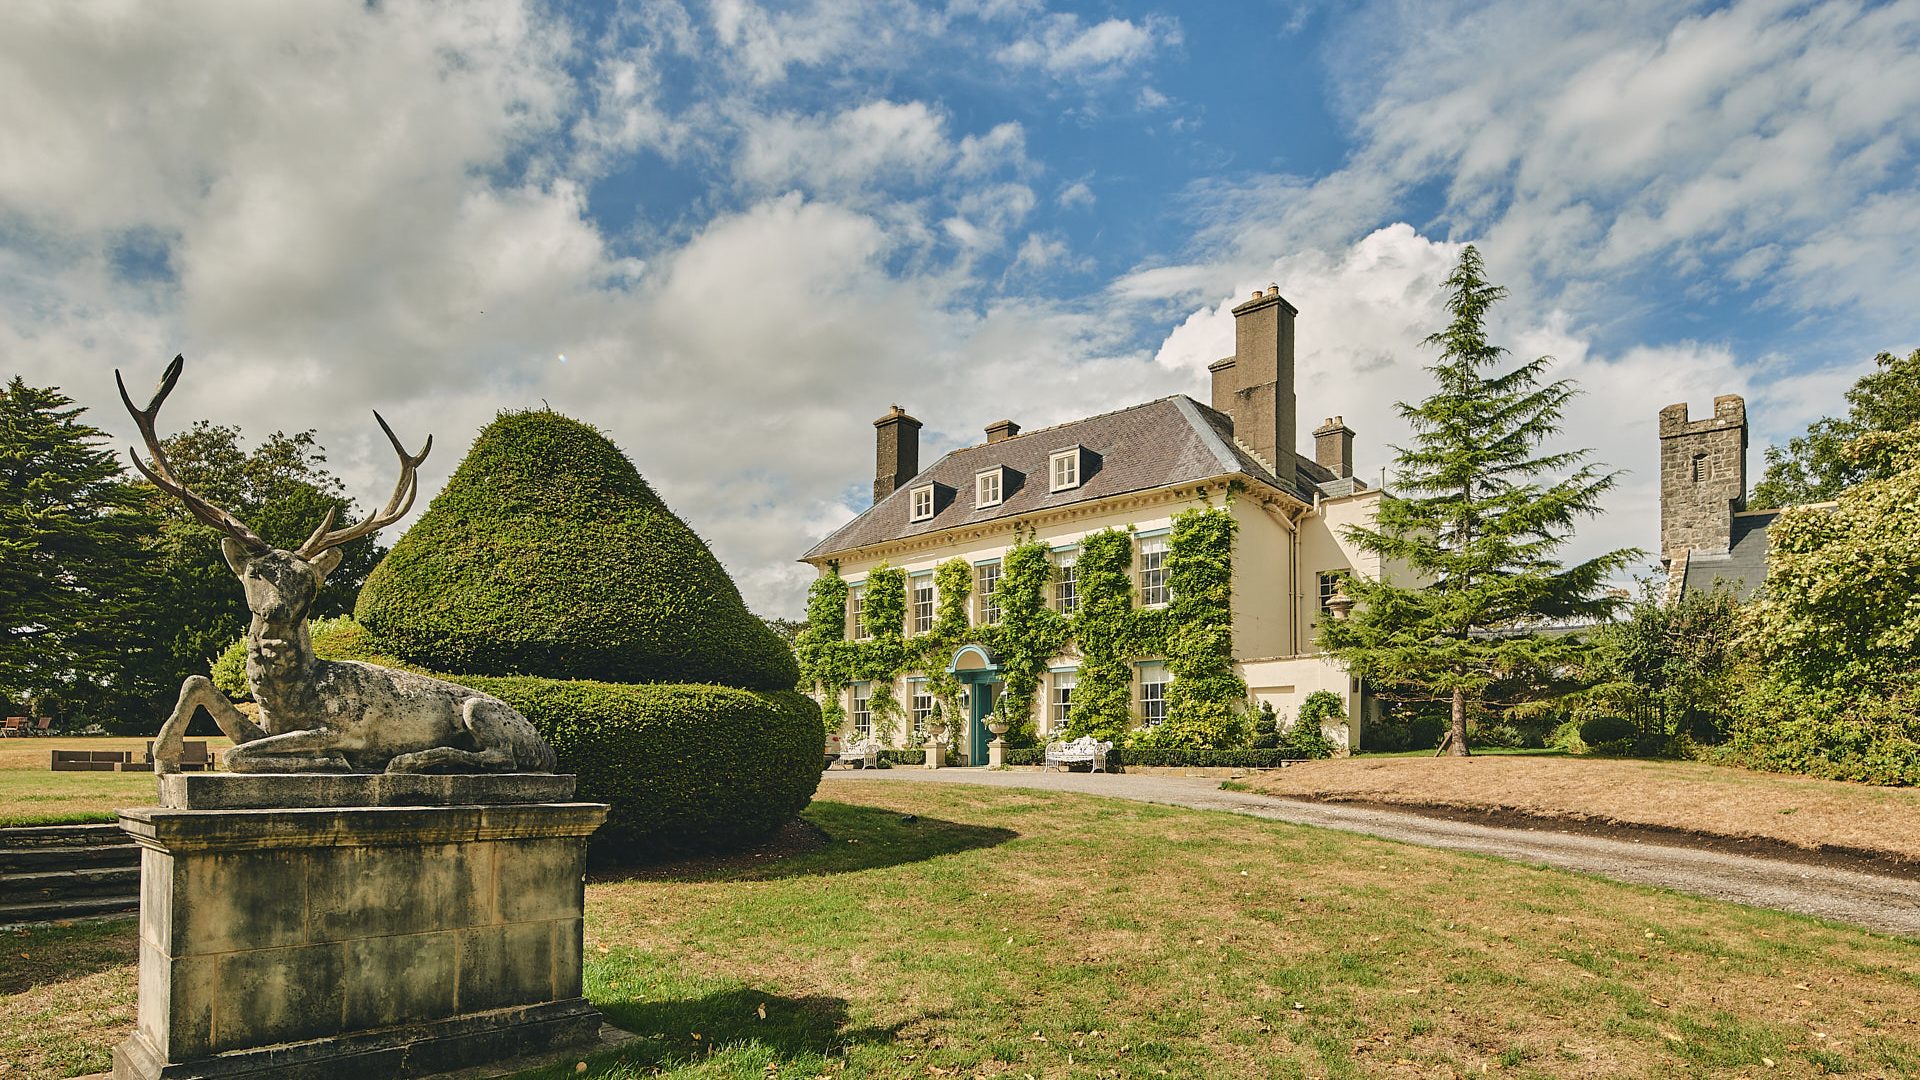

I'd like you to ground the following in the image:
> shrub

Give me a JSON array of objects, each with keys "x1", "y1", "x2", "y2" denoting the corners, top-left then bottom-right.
[
  {"x1": 1276, "y1": 691, "x2": 1342, "y2": 759},
  {"x1": 1005, "y1": 746, "x2": 1309, "y2": 769},
  {"x1": 278, "y1": 620, "x2": 821, "y2": 860},
  {"x1": 1720, "y1": 681, "x2": 1920, "y2": 786},
  {"x1": 1250, "y1": 701, "x2": 1281, "y2": 750},
  {"x1": 355, "y1": 410, "x2": 797, "y2": 690},
  {"x1": 1577, "y1": 715, "x2": 1637, "y2": 754}
]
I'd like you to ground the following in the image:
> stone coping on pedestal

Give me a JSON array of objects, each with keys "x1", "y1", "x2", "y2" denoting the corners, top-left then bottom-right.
[
  {"x1": 157, "y1": 771, "x2": 575, "y2": 810},
  {"x1": 118, "y1": 801, "x2": 609, "y2": 853}
]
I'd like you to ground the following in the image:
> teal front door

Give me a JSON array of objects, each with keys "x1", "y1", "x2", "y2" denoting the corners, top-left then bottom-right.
[{"x1": 967, "y1": 682, "x2": 995, "y2": 764}]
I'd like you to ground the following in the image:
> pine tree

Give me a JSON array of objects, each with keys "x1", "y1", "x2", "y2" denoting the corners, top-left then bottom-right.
[
  {"x1": 0, "y1": 378, "x2": 164, "y2": 721},
  {"x1": 1317, "y1": 247, "x2": 1638, "y2": 755}
]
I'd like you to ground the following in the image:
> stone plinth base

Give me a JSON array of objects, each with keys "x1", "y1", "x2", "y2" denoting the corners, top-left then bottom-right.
[
  {"x1": 113, "y1": 793, "x2": 608, "y2": 1080},
  {"x1": 157, "y1": 772, "x2": 576, "y2": 810},
  {"x1": 924, "y1": 743, "x2": 945, "y2": 769},
  {"x1": 988, "y1": 739, "x2": 1006, "y2": 768}
]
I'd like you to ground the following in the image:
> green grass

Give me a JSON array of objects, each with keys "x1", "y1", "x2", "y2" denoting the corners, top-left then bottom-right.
[
  {"x1": 0, "y1": 770, "x2": 151, "y2": 826},
  {"x1": 6, "y1": 782, "x2": 1918, "y2": 1080}
]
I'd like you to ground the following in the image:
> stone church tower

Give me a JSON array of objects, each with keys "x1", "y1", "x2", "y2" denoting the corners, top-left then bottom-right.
[{"x1": 1657, "y1": 395, "x2": 1749, "y2": 598}]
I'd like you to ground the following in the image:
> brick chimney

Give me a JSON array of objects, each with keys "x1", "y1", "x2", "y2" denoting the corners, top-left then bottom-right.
[
  {"x1": 1209, "y1": 284, "x2": 1297, "y2": 487},
  {"x1": 1313, "y1": 416, "x2": 1353, "y2": 479},
  {"x1": 985, "y1": 419, "x2": 1021, "y2": 443},
  {"x1": 873, "y1": 405, "x2": 922, "y2": 504}
]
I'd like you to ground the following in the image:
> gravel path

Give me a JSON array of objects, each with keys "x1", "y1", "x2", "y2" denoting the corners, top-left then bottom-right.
[{"x1": 824, "y1": 769, "x2": 1920, "y2": 937}]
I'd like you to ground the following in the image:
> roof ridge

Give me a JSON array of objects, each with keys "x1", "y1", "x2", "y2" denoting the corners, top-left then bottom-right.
[{"x1": 949, "y1": 394, "x2": 1190, "y2": 450}]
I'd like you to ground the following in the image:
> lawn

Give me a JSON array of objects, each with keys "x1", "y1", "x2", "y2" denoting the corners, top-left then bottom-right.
[
  {"x1": 0, "y1": 737, "x2": 231, "y2": 826},
  {"x1": 1242, "y1": 755, "x2": 1920, "y2": 864},
  {"x1": 6, "y1": 781, "x2": 1919, "y2": 1079}
]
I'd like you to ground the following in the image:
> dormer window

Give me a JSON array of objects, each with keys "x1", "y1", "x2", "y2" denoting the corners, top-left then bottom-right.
[
  {"x1": 909, "y1": 484, "x2": 935, "y2": 522},
  {"x1": 1050, "y1": 447, "x2": 1084, "y2": 491},
  {"x1": 975, "y1": 467, "x2": 1004, "y2": 508}
]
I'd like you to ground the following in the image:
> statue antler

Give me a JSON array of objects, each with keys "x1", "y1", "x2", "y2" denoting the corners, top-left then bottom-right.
[
  {"x1": 296, "y1": 409, "x2": 431, "y2": 558},
  {"x1": 116, "y1": 355, "x2": 270, "y2": 553}
]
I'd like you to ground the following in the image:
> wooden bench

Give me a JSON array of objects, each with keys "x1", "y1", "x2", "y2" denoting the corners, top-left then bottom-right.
[
  {"x1": 147, "y1": 741, "x2": 213, "y2": 772},
  {"x1": 1044, "y1": 737, "x2": 1114, "y2": 773},
  {"x1": 2, "y1": 717, "x2": 24, "y2": 738},
  {"x1": 51, "y1": 750, "x2": 133, "y2": 772}
]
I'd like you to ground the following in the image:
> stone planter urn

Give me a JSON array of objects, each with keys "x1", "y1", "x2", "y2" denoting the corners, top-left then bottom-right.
[{"x1": 986, "y1": 716, "x2": 1010, "y2": 768}]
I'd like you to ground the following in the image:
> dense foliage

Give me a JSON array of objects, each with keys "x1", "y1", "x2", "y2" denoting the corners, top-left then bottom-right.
[
  {"x1": 0, "y1": 379, "x2": 164, "y2": 721},
  {"x1": 1722, "y1": 423, "x2": 1920, "y2": 784},
  {"x1": 1277, "y1": 690, "x2": 1341, "y2": 759},
  {"x1": 1133, "y1": 507, "x2": 1248, "y2": 749},
  {"x1": 356, "y1": 410, "x2": 796, "y2": 690},
  {"x1": 1318, "y1": 247, "x2": 1636, "y2": 755},
  {"x1": 1751, "y1": 348, "x2": 1920, "y2": 508},
  {"x1": 1576, "y1": 583, "x2": 1742, "y2": 746}
]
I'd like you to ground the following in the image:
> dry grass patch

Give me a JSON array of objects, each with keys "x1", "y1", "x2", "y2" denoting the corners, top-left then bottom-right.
[
  {"x1": 6, "y1": 783, "x2": 1919, "y2": 1079},
  {"x1": 1242, "y1": 755, "x2": 1920, "y2": 864}
]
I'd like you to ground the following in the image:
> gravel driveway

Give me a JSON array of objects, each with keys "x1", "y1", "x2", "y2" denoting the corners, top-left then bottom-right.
[{"x1": 824, "y1": 768, "x2": 1920, "y2": 937}]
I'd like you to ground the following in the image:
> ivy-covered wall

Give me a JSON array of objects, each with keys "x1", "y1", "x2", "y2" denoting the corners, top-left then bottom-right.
[{"x1": 796, "y1": 504, "x2": 1250, "y2": 750}]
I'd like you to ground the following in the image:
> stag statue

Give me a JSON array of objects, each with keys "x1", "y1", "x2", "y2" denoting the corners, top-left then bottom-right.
[{"x1": 120, "y1": 356, "x2": 556, "y2": 776}]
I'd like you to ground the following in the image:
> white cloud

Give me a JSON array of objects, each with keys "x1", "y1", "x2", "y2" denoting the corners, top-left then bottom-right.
[
  {"x1": 996, "y1": 14, "x2": 1177, "y2": 79},
  {"x1": 1057, "y1": 180, "x2": 1095, "y2": 209}
]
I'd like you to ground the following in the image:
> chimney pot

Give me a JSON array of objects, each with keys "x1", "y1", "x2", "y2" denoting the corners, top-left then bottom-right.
[{"x1": 1266, "y1": 283, "x2": 1278, "y2": 296}]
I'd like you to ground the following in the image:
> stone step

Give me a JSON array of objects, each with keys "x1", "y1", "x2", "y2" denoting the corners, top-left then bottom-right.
[
  {"x1": 0, "y1": 823, "x2": 126, "y2": 847},
  {"x1": 0, "y1": 842, "x2": 138, "y2": 873},
  {"x1": 0, "y1": 864, "x2": 141, "y2": 904},
  {"x1": 0, "y1": 892, "x2": 138, "y2": 925}
]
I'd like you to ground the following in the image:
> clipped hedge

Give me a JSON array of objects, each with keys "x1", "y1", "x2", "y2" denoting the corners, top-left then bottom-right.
[
  {"x1": 355, "y1": 410, "x2": 797, "y2": 690},
  {"x1": 235, "y1": 620, "x2": 823, "y2": 860}
]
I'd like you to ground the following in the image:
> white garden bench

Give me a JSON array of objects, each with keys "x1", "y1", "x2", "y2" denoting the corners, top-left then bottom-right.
[
  {"x1": 1044, "y1": 736, "x2": 1113, "y2": 773},
  {"x1": 834, "y1": 738, "x2": 882, "y2": 770}
]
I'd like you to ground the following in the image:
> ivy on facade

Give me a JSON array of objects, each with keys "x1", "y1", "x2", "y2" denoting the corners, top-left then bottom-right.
[{"x1": 795, "y1": 504, "x2": 1249, "y2": 749}]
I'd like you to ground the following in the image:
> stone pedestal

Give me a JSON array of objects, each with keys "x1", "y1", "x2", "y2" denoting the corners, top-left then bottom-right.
[
  {"x1": 924, "y1": 742, "x2": 945, "y2": 769},
  {"x1": 987, "y1": 738, "x2": 1006, "y2": 768},
  {"x1": 112, "y1": 775, "x2": 607, "y2": 1080}
]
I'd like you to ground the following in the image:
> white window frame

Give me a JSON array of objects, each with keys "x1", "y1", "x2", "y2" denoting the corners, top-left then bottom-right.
[
  {"x1": 848, "y1": 584, "x2": 868, "y2": 640},
  {"x1": 909, "y1": 484, "x2": 935, "y2": 522},
  {"x1": 975, "y1": 468, "x2": 1003, "y2": 508},
  {"x1": 1138, "y1": 664, "x2": 1170, "y2": 727},
  {"x1": 976, "y1": 561, "x2": 1002, "y2": 624},
  {"x1": 1049, "y1": 447, "x2": 1082, "y2": 492},
  {"x1": 1138, "y1": 536, "x2": 1170, "y2": 607},
  {"x1": 1050, "y1": 670, "x2": 1077, "y2": 731},
  {"x1": 1317, "y1": 570, "x2": 1348, "y2": 612},
  {"x1": 1054, "y1": 552, "x2": 1078, "y2": 615},
  {"x1": 851, "y1": 683, "x2": 873, "y2": 737},
  {"x1": 909, "y1": 680, "x2": 933, "y2": 741},
  {"x1": 911, "y1": 576, "x2": 936, "y2": 635}
]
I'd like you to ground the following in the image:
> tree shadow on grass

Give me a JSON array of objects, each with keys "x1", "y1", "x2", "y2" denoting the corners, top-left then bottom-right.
[
  {"x1": 0, "y1": 916, "x2": 136, "y2": 995},
  {"x1": 590, "y1": 801, "x2": 1017, "y2": 884},
  {"x1": 510, "y1": 987, "x2": 930, "y2": 1079}
]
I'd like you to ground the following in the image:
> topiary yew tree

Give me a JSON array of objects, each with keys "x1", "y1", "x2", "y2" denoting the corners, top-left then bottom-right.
[
  {"x1": 350, "y1": 408, "x2": 818, "y2": 860},
  {"x1": 357, "y1": 410, "x2": 796, "y2": 690}
]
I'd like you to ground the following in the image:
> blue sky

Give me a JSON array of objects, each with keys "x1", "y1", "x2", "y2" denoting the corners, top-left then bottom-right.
[{"x1": 4, "y1": 0, "x2": 1917, "y2": 615}]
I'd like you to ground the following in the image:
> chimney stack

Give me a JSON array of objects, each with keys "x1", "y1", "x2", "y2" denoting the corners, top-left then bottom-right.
[
  {"x1": 1313, "y1": 416, "x2": 1354, "y2": 479},
  {"x1": 985, "y1": 419, "x2": 1021, "y2": 443},
  {"x1": 1210, "y1": 284, "x2": 1297, "y2": 487},
  {"x1": 873, "y1": 405, "x2": 922, "y2": 504}
]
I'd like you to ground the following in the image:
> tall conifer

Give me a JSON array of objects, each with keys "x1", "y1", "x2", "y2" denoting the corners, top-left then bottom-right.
[{"x1": 1318, "y1": 247, "x2": 1636, "y2": 754}]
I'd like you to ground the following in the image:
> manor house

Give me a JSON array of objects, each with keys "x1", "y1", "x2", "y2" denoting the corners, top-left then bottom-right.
[{"x1": 799, "y1": 286, "x2": 1398, "y2": 762}]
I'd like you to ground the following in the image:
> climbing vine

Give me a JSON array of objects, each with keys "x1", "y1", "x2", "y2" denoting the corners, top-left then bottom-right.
[
  {"x1": 795, "y1": 505, "x2": 1245, "y2": 750},
  {"x1": 1134, "y1": 505, "x2": 1249, "y2": 748}
]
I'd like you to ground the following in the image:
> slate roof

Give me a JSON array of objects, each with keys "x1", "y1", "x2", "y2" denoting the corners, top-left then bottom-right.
[
  {"x1": 801, "y1": 395, "x2": 1338, "y2": 562},
  {"x1": 1680, "y1": 509, "x2": 1780, "y2": 602}
]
